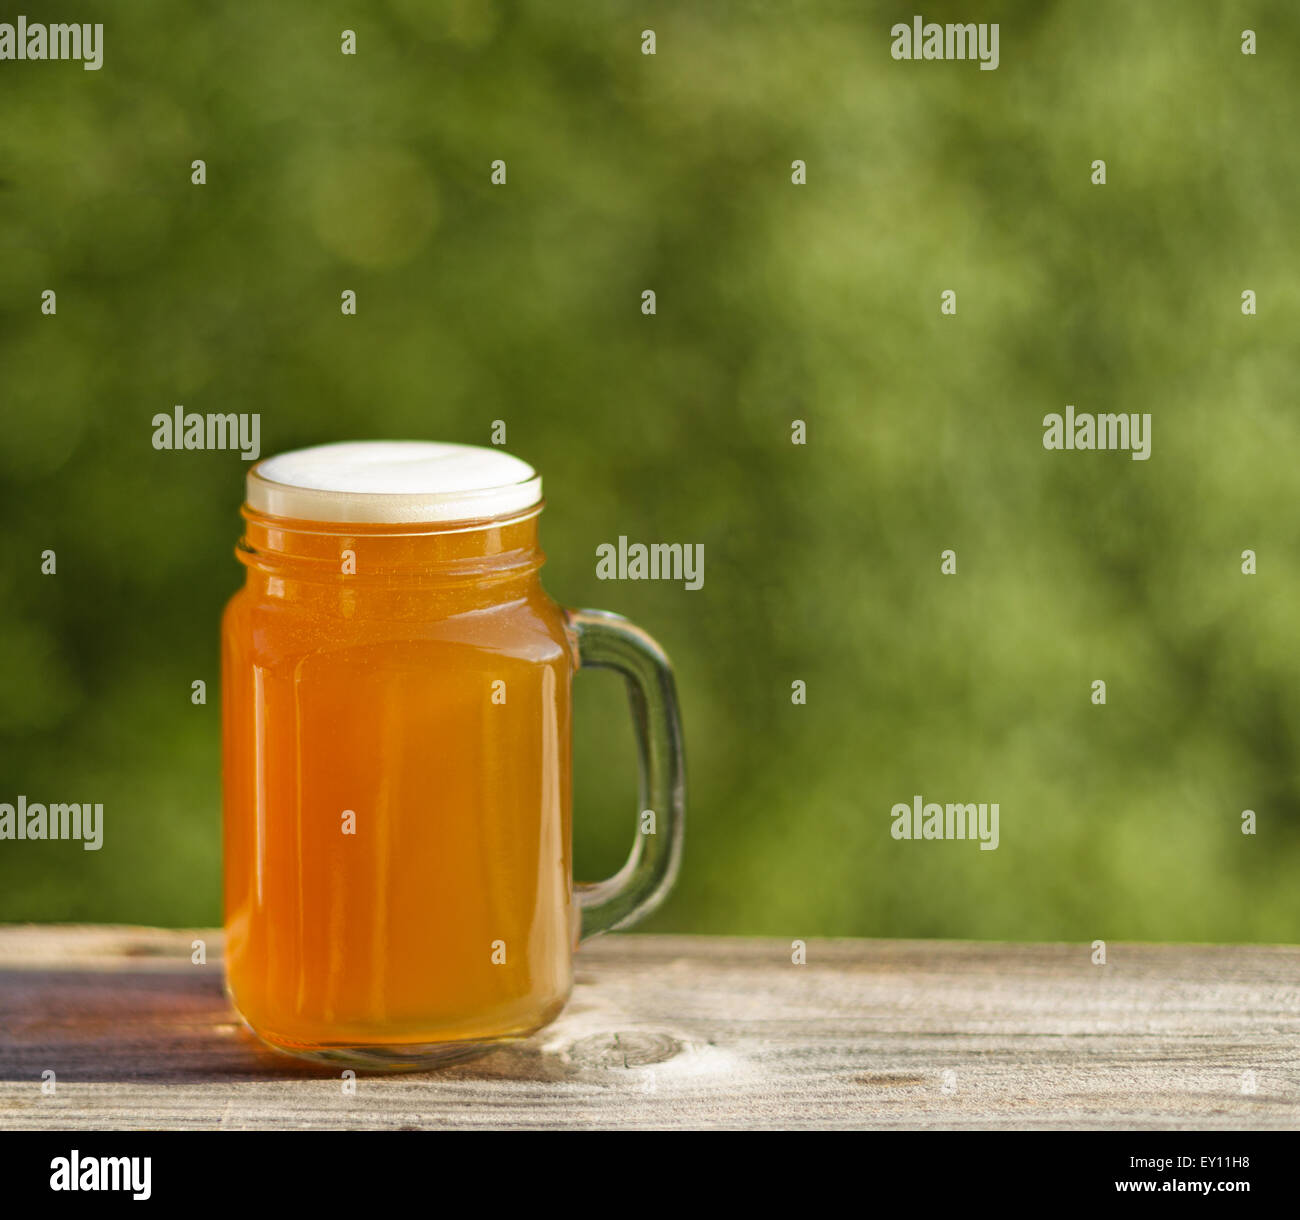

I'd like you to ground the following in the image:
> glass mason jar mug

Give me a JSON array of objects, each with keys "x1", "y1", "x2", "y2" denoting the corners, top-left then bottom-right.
[{"x1": 221, "y1": 441, "x2": 685, "y2": 1067}]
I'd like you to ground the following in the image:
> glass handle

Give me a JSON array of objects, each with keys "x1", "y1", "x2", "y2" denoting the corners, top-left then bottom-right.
[{"x1": 566, "y1": 608, "x2": 686, "y2": 940}]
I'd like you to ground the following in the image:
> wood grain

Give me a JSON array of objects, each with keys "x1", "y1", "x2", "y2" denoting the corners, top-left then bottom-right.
[{"x1": 1, "y1": 926, "x2": 1298, "y2": 1129}]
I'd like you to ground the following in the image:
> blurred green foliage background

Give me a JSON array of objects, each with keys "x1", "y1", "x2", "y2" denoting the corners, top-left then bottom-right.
[{"x1": 2, "y1": 1, "x2": 1298, "y2": 942}]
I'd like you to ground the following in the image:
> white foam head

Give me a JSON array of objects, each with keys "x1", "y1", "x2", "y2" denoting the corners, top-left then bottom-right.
[{"x1": 246, "y1": 441, "x2": 542, "y2": 524}]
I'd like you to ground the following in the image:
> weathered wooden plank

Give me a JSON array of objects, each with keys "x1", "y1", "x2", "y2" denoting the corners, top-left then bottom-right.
[{"x1": 0, "y1": 926, "x2": 1297, "y2": 1129}]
